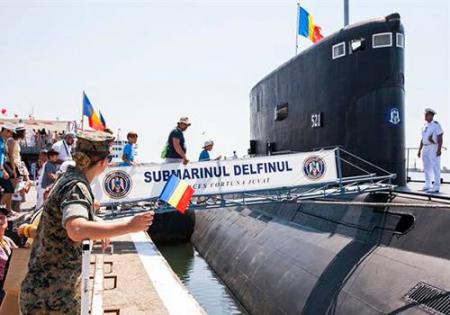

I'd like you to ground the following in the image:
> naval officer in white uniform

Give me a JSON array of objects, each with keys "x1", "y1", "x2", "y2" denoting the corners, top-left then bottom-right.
[{"x1": 417, "y1": 108, "x2": 444, "y2": 192}]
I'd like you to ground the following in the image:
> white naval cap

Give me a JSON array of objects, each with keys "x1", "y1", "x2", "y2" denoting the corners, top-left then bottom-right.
[{"x1": 424, "y1": 108, "x2": 436, "y2": 115}]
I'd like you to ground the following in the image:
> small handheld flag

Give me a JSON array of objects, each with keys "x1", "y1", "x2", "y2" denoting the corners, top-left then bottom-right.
[
  {"x1": 159, "y1": 175, "x2": 195, "y2": 214},
  {"x1": 298, "y1": 6, "x2": 324, "y2": 44}
]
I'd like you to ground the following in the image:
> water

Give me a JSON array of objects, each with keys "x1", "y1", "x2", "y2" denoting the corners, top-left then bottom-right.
[{"x1": 158, "y1": 242, "x2": 249, "y2": 315}]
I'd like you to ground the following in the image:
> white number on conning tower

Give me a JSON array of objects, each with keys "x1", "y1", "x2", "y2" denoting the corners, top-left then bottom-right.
[{"x1": 311, "y1": 113, "x2": 322, "y2": 128}]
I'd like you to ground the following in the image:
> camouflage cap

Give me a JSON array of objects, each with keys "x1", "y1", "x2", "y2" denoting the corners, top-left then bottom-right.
[{"x1": 75, "y1": 131, "x2": 115, "y2": 155}]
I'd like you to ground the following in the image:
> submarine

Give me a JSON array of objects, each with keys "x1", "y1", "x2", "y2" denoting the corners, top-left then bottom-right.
[{"x1": 185, "y1": 13, "x2": 450, "y2": 315}]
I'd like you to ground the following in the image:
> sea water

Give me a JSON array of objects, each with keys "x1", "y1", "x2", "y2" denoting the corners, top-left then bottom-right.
[{"x1": 158, "y1": 242, "x2": 249, "y2": 315}]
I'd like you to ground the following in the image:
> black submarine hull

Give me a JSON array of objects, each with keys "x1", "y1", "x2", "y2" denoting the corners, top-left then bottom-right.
[{"x1": 191, "y1": 193, "x2": 450, "y2": 314}]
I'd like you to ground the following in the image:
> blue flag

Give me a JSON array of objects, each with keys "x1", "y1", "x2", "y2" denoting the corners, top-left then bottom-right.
[
  {"x1": 82, "y1": 92, "x2": 94, "y2": 117},
  {"x1": 298, "y1": 7, "x2": 310, "y2": 37},
  {"x1": 99, "y1": 111, "x2": 106, "y2": 127}
]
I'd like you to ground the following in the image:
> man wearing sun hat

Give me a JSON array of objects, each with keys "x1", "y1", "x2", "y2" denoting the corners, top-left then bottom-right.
[
  {"x1": 164, "y1": 117, "x2": 191, "y2": 165},
  {"x1": 0, "y1": 123, "x2": 15, "y2": 180},
  {"x1": 417, "y1": 108, "x2": 444, "y2": 193},
  {"x1": 0, "y1": 123, "x2": 16, "y2": 214},
  {"x1": 52, "y1": 131, "x2": 76, "y2": 163}
]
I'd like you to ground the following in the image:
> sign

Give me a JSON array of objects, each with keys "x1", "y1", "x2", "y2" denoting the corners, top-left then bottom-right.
[
  {"x1": 311, "y1": 112, "x2": 322, "y2": 128},
  {"x1": 91, "y1": 149, "x2": 338, "y2": 205},
  {"x1": 388, "y1": 107, "x2": 401, "y2": 125}
]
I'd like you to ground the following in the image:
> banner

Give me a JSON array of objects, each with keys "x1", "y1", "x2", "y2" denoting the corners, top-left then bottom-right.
[{"x1": 91, "y1": 149, "x2": 338, "y2": 205}]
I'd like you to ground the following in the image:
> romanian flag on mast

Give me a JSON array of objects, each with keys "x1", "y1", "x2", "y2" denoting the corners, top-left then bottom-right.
[
  {"x1": 159, "y1": 175, "x2": 195, "y2": 214},
  {"x1": 82, "y1": 92, "x2": 105, "y2": 131},
  {"x1": 298, "y1": 6, "x2": 324, "y2": 43}
]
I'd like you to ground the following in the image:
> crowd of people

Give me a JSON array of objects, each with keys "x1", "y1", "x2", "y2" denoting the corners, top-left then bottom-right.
[
  {"x1": 0, "y1": 116, "x2": 226, "y2": 313},
  {"x1": 21, "y1": 128, "x2": 66, "y2": 148}
]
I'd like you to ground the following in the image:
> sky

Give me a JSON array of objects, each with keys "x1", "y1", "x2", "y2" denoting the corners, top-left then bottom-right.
[{"x1": 0, "y1": 0, "x2": 448, "y2": 168}]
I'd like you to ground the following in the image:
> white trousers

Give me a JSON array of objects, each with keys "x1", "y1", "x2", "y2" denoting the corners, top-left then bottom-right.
[{"x1": 422, "y1": 145, "x2": 441, "y2": 189}]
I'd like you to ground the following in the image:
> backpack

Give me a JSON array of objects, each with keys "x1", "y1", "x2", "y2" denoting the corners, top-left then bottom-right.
[{"x1": 160, "y1": 143, "x2": 169, "y2": 159}]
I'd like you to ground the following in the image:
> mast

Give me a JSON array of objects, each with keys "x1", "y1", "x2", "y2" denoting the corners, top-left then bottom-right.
[{"x1": 344, "y1": 0, "x2": 349, "y2": 26}]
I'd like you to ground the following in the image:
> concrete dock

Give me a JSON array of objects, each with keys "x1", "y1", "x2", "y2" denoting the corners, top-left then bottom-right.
[
  {"x1": 2, "y1": 186, "x2": 205, "y2": 315},
  {"x1": 89, "y1": 231, "x2": 205, "y2": 315}
]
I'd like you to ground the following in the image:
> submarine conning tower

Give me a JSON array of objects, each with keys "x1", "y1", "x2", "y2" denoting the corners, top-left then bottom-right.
[{"x1": 250, "y1": 13, "x2": 405, "y2": 185}]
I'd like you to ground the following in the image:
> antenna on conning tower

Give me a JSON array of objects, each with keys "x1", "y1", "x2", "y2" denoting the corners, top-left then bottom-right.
[{"x1": 344, "y1": 0, "x2": 349, "y2": 26}]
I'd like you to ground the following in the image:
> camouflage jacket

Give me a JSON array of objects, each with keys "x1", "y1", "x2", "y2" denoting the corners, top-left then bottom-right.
[{"x1": 20, "y1": 166, "x2": 95, "y2": 315}]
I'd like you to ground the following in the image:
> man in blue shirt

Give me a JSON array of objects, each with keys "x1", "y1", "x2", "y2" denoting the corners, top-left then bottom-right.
[
  {"x1": 122, "y1": 131, "x2": 137, "y2": 166},
  {"x1": 199, "y1": 140, "x2": 221, "y2": 162}
]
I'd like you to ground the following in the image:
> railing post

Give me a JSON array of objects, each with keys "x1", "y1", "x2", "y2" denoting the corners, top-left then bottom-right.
[
  {"x1": 406, "y1": 147, "x2": 410, "y2": 183},
  {"x1": 81, "y1": 240, "x2": 91, "y2": 315},
  {"x1": 335, "y1": 148, "x2": 344, "y2": 192}
]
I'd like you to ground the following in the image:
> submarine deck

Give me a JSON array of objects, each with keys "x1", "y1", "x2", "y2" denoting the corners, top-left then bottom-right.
[{"x1": 399, "y1": 182, "x2": 450, "y2": 199}]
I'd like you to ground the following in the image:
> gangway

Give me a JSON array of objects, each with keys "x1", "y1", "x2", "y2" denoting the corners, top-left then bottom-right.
[{"x1": 101, "y1": 148, "x2": 397, "y2": 220}]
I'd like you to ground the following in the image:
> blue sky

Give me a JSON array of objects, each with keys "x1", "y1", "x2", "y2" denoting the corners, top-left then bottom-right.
[{"x1": 0, "y1": 0, "x2": 448, "y2": 168}]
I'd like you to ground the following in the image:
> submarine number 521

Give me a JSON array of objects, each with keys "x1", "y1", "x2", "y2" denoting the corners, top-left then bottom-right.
[{"x1": 311, "y1": 113, "x2": 323, "y2": 128}]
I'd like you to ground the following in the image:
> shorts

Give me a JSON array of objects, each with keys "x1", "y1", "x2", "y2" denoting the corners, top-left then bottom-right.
[
  {"x1": 0, "y1": 178, "x2": 14, "y2": 193},
  {"x1": 4, "y1": 162, "x2": 19, "y2": 178},
  {"x1": 164, "y1": 158, "x2": 183, "y2": 164}
]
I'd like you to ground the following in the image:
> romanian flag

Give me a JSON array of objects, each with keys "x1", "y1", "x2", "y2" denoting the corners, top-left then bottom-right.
[
  {"x1": 83, "y1": 92, "x2": 105, "y2": 131},
  {"x1": 298, "y1": 6, "x2": 324, "y2": 43},
  {"x1": 159, "y1": 175, "x2": 195, "y2": 214}
]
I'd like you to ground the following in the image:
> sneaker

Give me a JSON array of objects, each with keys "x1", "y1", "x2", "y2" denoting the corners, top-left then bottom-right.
[
  {"x1": 429, "y1": 188, "x2": 440, "y2": 193},
  {"x1": 420, "y1": 187, "x2": 432, "y2": 191}
]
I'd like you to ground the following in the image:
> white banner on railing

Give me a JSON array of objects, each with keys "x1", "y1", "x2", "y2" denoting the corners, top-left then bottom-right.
[{"x1": 91, "y1": 149, "x2": 338, "y2": 205}]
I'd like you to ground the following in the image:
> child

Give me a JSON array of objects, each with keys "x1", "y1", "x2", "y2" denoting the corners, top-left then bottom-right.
[
  {"x1": 199, "y1": 140, "x2": 221, "y2": 161},
  {"x1": 41, "y1": 149, "x2": 59, "y2": 190},
  {"x1": 122, "y1": 131, "x2": 138, "y2": 166}
]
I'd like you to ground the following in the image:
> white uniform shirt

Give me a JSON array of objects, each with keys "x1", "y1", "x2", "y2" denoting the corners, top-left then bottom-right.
[
  {"x1": 36, "y1": 162, "x2": 46, "y2": 188},
  {"x1": 52, "y1": 140, "x2": 72, "y2": 161},
  {"x1": 422, "y1": 121, "x2": 443, "y2": 145}
]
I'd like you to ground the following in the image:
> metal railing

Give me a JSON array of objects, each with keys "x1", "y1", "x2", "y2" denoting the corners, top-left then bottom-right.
[{"x1": 102, "y1": 147, "x2": 397, "y2": 219}]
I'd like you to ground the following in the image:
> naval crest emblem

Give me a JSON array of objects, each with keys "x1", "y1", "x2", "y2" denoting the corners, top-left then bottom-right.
[
  {"x1": 389, "y1": 108, "x2": 401, "y2": 125},
  {"x1": 303, "y1": 156, "x2": 326, "y2": 180},
  {"x1": 104, "y1": 170, "x2": 132, "y2": 199}
]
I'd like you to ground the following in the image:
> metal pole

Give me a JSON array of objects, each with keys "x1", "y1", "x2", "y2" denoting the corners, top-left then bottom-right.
[
  {"x1": 81, "y1": 91, "x2": 85, "y2": 131},
  {"x1": 295, "y1": 2, "x2": 300, "y2": 55},
  {"x1": 81, "y1": 240, "x2": 91, "y2": 315},
  {"x1": 336, "y1": 148, "x2": 344, "y2": 192},
  {"x1": 406, "y1": 148, "x2": 410, "y2": 182},
  {"x1": 344, "y1": 0, "x2": 349, "y2": 26}
]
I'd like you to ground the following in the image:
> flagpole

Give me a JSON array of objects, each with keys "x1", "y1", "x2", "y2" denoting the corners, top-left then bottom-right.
[
  {"x1": 344, "y1": 0, "x2": 349, "y2": 26},
  {"x1": 81, "y1": 91, "x2": 84, "y2": 131},
  {"x1": 295, "y1": 2, "x2": 300, "y2": 55}
]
